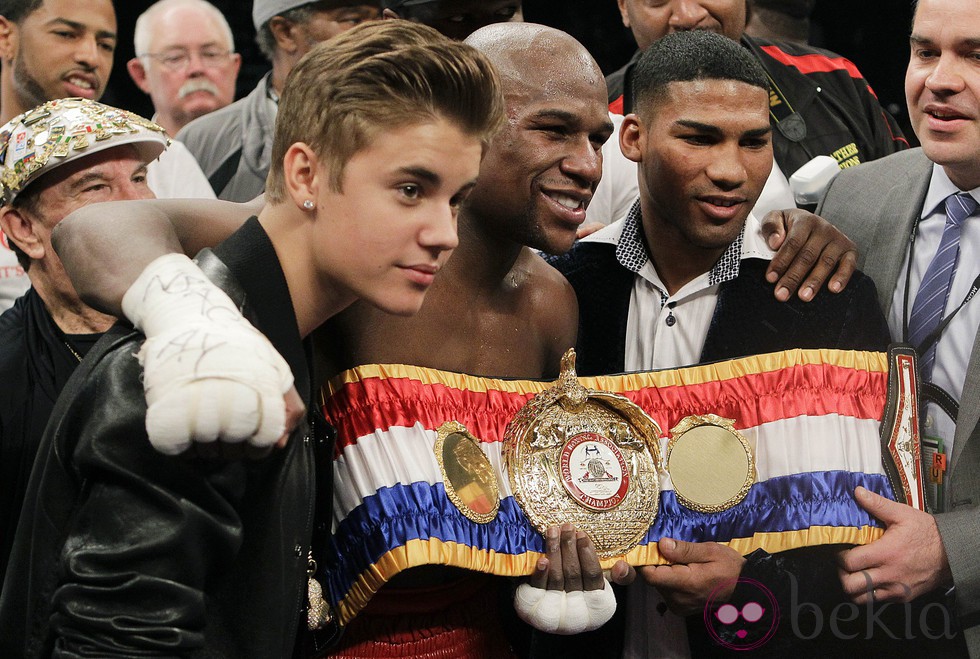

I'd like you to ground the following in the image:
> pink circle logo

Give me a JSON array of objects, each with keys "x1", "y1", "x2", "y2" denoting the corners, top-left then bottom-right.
[{"x1": 703, "y1": 578, "x2": 779, "y2": 651}]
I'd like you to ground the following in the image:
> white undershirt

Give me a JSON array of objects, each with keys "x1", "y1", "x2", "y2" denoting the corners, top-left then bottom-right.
[
  {"x1": 587, "y1": 114, "x2": 641, "y2": 226},
  {"x1": 754, "y1": 157, "x2": 796, "y2": 219}
]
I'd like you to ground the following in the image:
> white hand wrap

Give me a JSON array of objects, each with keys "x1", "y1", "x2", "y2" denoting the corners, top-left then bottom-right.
[
  {"x1": 513, "y1": 579, "x2": 617, "y2": 635},
  {"x1": 122, "y1": 253, "x2": 294, "y2": 455}
]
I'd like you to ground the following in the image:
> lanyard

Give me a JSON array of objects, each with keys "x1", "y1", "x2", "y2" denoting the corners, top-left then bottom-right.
[{"x1": 766, "y1": 73, "x2": 815, "y2": 161}]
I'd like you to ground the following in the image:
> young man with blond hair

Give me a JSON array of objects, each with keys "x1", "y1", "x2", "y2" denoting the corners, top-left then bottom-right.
[{"x1": 0, "y1": 21, "x2": 503, "y2": 657}]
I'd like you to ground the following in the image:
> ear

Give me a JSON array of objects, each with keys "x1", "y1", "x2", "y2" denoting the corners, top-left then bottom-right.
[
  {"x1": 229, "y1": 52, "x2": 242, "y2": 79},
  {"x1": 0, "y1": 16, "x2": 18, "y2": 62},
  {"x1": 0, "y1": 206, "x2": 44, "y2": 261},
  {"x1": 127, "y1": 57, "x2": 152, "y2": 95},
  {"x1": 617, "y1": 0, "x2": 631, "y2": 29},
  {"x1": 619, "y1": 113, "x2": 645, "y2": 164},
  {"x1": 281, "y1": 142, "x2": 321, "y2": 213},
  {"x1": 382, "y1": 8, "x2": 401, "y2": 21},
  {"x1": 267, "y1": 16, "x2": 301, "y2": 56}
]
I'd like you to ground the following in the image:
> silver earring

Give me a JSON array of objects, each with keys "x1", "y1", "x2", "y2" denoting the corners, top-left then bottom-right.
[{"x1": 303, "y1": 200, "x2": 315, "y2": 211}]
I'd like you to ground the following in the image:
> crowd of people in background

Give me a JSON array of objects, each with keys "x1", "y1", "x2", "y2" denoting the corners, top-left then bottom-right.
[{"x1": 0, "y1": 0, "x2": 979, "y2": 657}]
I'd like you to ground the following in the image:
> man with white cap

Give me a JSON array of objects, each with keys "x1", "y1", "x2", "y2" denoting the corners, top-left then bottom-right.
[
  {"x1": 0, "y1": 0, "x2": 117, "y2": 311},
  {"x1": 126, "y1": 0, "x2": 242, "y2": 138},
  {"x1": 0, "y1": 97, "x2": 168, "y2": 587},
  {"x1": 0, "y1": 0, "x2": 215, "y2": 312},
  {"x1": 177, "y1": 0, "x2": 380, "y2": 201}
]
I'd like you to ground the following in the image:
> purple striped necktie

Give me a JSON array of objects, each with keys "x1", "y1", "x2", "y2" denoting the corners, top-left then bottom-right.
[{"x1": 908, "y1": 191, "x2": 978, "y2": 381}]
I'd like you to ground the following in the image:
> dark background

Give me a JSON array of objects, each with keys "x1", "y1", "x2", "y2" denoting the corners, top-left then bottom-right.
[{"x1": 104, "y1": 1, "x2": 916, "y2": 142}]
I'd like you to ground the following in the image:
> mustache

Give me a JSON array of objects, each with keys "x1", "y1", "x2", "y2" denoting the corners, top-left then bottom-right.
[{"x1": 178, "y1": 78, "x2": 220, "y2": 99}]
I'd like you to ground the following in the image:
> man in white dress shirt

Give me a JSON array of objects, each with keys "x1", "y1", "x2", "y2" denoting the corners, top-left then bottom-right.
[{"x1": 546, "y1": 28, "x2": 892, "y2": 658}]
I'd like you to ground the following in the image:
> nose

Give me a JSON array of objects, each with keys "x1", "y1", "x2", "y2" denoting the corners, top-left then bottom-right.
[
  {"x1": 185, "y1": 51, "x2": 209, "y2": 75},
  {"x1": 925, "y1": 52, "x2": 967, "y2": 96},
  {"x1": 74, "y1": 35, "x2": 100, "y2": 69},
  {"x1": 668, "y1": 0, "x2": 709, "y2": 31},
  {"x1": 705, "y1": 143, "x2": 747, "y2": 191},
  {"x1": 419, "y1": 203, "x2": 459, "y2": 254},
  {"x1": 561, "y1": 136, "x2": 603, "y2": 189}
]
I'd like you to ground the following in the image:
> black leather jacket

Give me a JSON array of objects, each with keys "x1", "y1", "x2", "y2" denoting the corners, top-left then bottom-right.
[{"x1": 0, "y1": 220, "x2": 334, "y2": 658}]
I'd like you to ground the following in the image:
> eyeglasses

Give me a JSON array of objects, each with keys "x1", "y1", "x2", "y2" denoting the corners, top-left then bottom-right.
[{"x1": 140, "y1": 48, "x2": 234, "y2": 72}]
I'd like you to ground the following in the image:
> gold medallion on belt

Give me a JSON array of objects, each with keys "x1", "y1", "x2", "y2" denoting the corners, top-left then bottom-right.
[{"x1": 434, "y1": 349, "x2": 757, "y2": 559}]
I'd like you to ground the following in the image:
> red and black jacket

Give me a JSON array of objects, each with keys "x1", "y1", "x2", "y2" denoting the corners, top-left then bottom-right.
[{"x1": 607, "y1": 35, "x2": 909, "y2": 178}]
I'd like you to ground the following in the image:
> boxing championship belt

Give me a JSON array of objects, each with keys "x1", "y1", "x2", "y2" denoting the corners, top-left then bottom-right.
[
  {"x1": 879, "y1": 345, "x2": 928, "y2": 512},
  {"x1": 321, "y1": 348, "x2": 895, "y2": 626}
]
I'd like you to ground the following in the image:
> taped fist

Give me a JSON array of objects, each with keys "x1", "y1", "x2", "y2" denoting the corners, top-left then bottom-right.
[{"x1": 122, "y1": 253, "x2": 299, "y2": 456}]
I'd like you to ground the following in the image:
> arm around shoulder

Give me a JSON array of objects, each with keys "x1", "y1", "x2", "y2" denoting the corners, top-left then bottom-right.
[{"x1": 52, "y1": 197, "x2": 255, "y2": 316}]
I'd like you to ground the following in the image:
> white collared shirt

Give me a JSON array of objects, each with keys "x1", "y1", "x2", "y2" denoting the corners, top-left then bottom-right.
[
  {"x1": 582, "y1": 203, "x2": 776, "y2": 372},
  {"x1": 889, "y1": 165, "x2": 980, "y2": 455}
]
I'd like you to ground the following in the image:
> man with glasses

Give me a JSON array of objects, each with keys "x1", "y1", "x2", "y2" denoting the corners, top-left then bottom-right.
[
  {"x1": 177, "y1": 0, "x2": 380, "y2": 201},
  {"x1": 127, "y1": 0, "x2": 241, "y2": 139}
]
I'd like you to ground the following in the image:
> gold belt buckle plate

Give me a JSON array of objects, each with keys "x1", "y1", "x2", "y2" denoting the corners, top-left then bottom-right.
[{"x1": 504, "y1": 350, "x2": 663, "y2": 558}]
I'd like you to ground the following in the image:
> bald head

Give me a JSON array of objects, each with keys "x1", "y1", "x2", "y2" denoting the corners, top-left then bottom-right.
[
  {"x1": 460, "y1": 22, "x2": 612, "y2": 257},
  {"x1": 465, "y1": 22, "x2": 603, "y2": 96}
]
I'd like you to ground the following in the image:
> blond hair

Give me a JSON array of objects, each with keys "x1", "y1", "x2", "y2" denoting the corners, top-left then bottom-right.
[{"x1": 266, "y1": 20, "x2": 504, "y2": 201}]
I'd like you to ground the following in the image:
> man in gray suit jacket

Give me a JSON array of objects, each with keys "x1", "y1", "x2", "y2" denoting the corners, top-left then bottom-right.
[{"x1": 818, "y1": 0, "x2": 980, "y2": 654}]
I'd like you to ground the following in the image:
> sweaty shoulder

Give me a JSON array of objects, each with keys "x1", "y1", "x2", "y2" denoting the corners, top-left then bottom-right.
[
  {"x1": 527, "y1": 248, "x2": 577, "y2": 304},
  {"x1": 523, "y1": 250, "x2": 579, "y2": 374}
]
